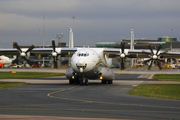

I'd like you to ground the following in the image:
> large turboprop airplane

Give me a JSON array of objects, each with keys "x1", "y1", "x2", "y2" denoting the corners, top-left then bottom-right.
[{"x1": 1, "y1": 39, "x2": 180, "y2": 85}]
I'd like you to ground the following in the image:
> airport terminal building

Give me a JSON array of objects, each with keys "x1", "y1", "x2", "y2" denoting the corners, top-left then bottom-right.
[{"x1": 96, "y1": 37, "x2": 179, "y2": 50}]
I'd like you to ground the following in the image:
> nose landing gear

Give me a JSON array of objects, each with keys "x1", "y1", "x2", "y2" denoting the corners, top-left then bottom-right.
[{"x1": 80, "y1": 78, "x2": 88, "y2": 86}]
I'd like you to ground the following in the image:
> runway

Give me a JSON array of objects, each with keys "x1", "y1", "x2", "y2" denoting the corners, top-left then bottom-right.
[{"x1": 0, "y1": 68, "x2": 180, "y2": 120}]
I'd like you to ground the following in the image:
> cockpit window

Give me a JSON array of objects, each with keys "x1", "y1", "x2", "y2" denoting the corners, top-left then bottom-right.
[{"x1": 77, "y1": 52, "x2": 89, "y2": 57}]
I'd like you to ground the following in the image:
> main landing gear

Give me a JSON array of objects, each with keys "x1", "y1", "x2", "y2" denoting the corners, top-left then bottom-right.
[
  {"x1": 69, "y1": 78, "x2": 88, "y2": 86},
  {"x1": 69, "y1": 79, "x2": 79, "y2": 84},
  {"x1": 101, "y1": 80, "x2": 113, "y2": 84}
]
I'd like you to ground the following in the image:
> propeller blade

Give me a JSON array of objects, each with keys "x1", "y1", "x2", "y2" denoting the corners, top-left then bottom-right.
[
  {"x1": 121, "y1": 42, "x2": 125, "y2": 53},
  {"x1": 13, "y1": 42, "x2": 22, "y2": 53},
  {"x1": 53, "y1": 56, "x2": 58, "y2": 69},
  {"x1": 156, "y1": 44, "x2": 162, "y2": 55},
  {"x1": 120, "y1": 58, "x2": 125, "y2": 70},
  {"x1": 148, "y1": 43, "x2": 154, "y2": 55},
  {"x1": 148, "y1": 60, "x2": 153, "y2": 70},
  {"x1": 52, "y1": 39, "x2": 56, "y2": 52},
  {"x1": 25, "y1": 44, "x2": 36, "y2": 54},
  {"x1": 157, "y1": 60, "x2": 162, "y2": 70},
  {"x1": 26, "y1": 59, "x2": 33, "y2": 67},
  {"x1": 11, "y1": 57, "x2": 19, "y2": 65}
]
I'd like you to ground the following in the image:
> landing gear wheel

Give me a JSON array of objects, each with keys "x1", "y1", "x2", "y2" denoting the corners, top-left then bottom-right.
[
  {"x1": 85, "y1": 79, "x2": 88, "y2": 86},
  {"x1": 101, "y1": 80, "x2": 107, "y2": 84},
  {"x1": 80, "y1": 78, "x2": 83, "y2": 86},
  {"x1": 108, "y1": 80, "x2": 113, "y2": 84},
  {"x1": 75, "y1": 79, "x2": 80, "y2": 84},
  {"x1": 69, "y1": 79, "x2": 74, "y2": 84}
]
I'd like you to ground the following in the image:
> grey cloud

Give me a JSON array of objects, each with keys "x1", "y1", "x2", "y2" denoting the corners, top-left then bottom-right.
[{"x1": 0, "y1": 0, "x2": 180, "y2": 48}]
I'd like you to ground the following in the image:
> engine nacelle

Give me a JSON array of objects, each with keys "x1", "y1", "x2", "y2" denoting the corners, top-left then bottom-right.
[
  {"x1": 66, "y1": 67, "x2": 74, "y2": 80},
  {"x1": 66, "y1": 67, "x2": 79, "y2": 80},
  {"x1": 98, "y1": 67, "x2": 114, "y2": 80}
]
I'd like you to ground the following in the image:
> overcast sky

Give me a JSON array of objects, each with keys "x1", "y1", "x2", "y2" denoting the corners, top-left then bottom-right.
[{"x1": 0, "y1": 0, "x2": 180, "y2": 48}]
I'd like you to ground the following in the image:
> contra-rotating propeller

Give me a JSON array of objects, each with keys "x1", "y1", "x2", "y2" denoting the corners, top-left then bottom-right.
[
  {"x1": 142, "y1": 43, "x2": 166, "y2": 71},
  {"x1": 12, "y1": 42, "x2": 36, "y2": 67}
]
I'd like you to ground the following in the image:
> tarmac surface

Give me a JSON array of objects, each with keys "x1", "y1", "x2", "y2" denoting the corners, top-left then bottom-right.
[{"x1": 0, "y1": 68, "x2": 180, "y2": 120}]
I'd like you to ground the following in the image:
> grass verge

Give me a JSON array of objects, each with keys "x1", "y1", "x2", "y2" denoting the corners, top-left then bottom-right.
[
  {"x1": 153, "y1": 74, "x2": 180, "y2": 81},
  {"x1": 0, "y1": 82, "x2": 28, "y2": 89},
  {"x1": 0, "y1": 72, "x2": 65, "y2": 79},
  {"x1": 128, "y1": 84, "x2": 180, "y2": 100}
]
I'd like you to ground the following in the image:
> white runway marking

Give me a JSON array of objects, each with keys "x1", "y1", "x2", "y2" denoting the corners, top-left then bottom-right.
[{"x1": 137, "y1": 74, "x2": 152, "y2": 78}]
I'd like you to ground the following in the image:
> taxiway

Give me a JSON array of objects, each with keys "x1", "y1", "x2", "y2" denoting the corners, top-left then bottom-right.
[{"x1": 0, "y1": 68, "x2": 180, "y2": 120}]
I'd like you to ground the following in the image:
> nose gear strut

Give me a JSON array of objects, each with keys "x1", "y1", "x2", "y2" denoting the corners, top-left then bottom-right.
[{"x1": 80, "y1": 77, "x2": 88, "y2": 86}]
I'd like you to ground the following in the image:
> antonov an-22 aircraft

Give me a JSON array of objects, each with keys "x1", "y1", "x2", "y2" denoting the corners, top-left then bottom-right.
[{"x1": 1, "y1": 39, "x2": 180, "y2": 85}]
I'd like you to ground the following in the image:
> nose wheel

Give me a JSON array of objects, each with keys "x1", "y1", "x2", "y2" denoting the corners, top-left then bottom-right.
[{"x1": 80, "y1": 78, "x2": 88, "y2": 86}]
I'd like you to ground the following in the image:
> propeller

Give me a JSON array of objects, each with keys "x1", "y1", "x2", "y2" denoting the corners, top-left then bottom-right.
[
  {"x1": 38, "y1": 39, "x2": 60, "y2": 69},
  {"x1": 52, "y1": 39, "x2": 58, "y2": 69},
  {"x1": 12, "y1": 42, "x2": 36, "y2": 67},
  {"x1": 142, "y1": 43, "x2": 166, "y2": 71},
  {"x1": 119, "y1": 42, "x2": 137, "y2": 71}
]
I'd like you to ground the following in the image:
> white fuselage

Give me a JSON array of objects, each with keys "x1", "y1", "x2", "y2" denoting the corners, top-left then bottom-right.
[
  {"x1": 71, "y1": 48, "x2": 107, "y2": 72},
  {"x1": 69, "y1": 48, "x2": 114, "y2": 80},
  {"x1": 0, "y1": 56, "x2": 13, "y2": 67}
]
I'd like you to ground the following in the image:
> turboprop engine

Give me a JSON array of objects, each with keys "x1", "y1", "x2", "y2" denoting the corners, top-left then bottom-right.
[
  {"x1": 98, "y1": 67, "x2": 115, "y2": 80},
  {"x1": 66, "y1": 68, "x2": 79, "y2": 84}
]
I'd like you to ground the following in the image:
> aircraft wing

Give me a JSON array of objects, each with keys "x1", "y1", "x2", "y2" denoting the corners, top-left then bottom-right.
[
  {"x1": 103, "y1": 48, "x2": 121, "y2": 58},
  {"x1": 0, "y1": 47, "x2": 78, "y2": 57},
  {"x1": 103, "y1": 48, "x2": 180, "y2": 59},
  {"x1": 0, "y1": 48, "x2": 20, "y2": 55},
  {"x1": 128, "y1": 49, "x2": 180, "y2": 58},
  {"x1": 30, "y1": 48, "x2": 78, "y2": 57}
]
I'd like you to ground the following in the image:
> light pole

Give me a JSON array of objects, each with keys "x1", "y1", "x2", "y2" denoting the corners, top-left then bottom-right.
[
  {"x1": 39, "y1": 29, "x2": 41, "y2": 47},
  {"x1": 57, "y1": 33, "x2": 63, "y2": 47},
  {"x1": 42, "y1": 16, "x2": 47, "y2": 48},
  {"x1": 72, "y1": 16, "x2": 76, "y2": 29},
  {"x1": 86, "y1": 35, "x2": 89, "y2": 47},
  {"x1": 42, "y1": 15, "x2": 46, "y2": 67},
  {"x1": 170, "y1": 29, "x2": 173, "y2": 51}
]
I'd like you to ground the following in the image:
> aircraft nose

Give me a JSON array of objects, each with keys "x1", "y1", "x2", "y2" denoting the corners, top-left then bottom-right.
[
  {"x1": 77, "y1": 59, "x2": 85, "y2": 66},
  {"x1": 76, "y1": 59, "x2": 87, "y2": 72}
]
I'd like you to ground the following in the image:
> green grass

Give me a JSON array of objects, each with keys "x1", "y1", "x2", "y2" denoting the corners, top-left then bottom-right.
[
  {"x1": 0, "y1": 72, "x2": 65, "y2": 89},
  {"x1": 0, "y1": 72, "x2": 65, "y2": 79},
  {"x1": 153, "y1": 74, "x2": 180, "y2": 81},
  {"x1": 0, "y1": 82, "x2": 28, "y2": 89},
  {"x1": 128, "y1": 84, "x2": 180, "y2": 100},
  {"x1": 128, "y1": 74, "x2": 180, "y2": 100}
]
